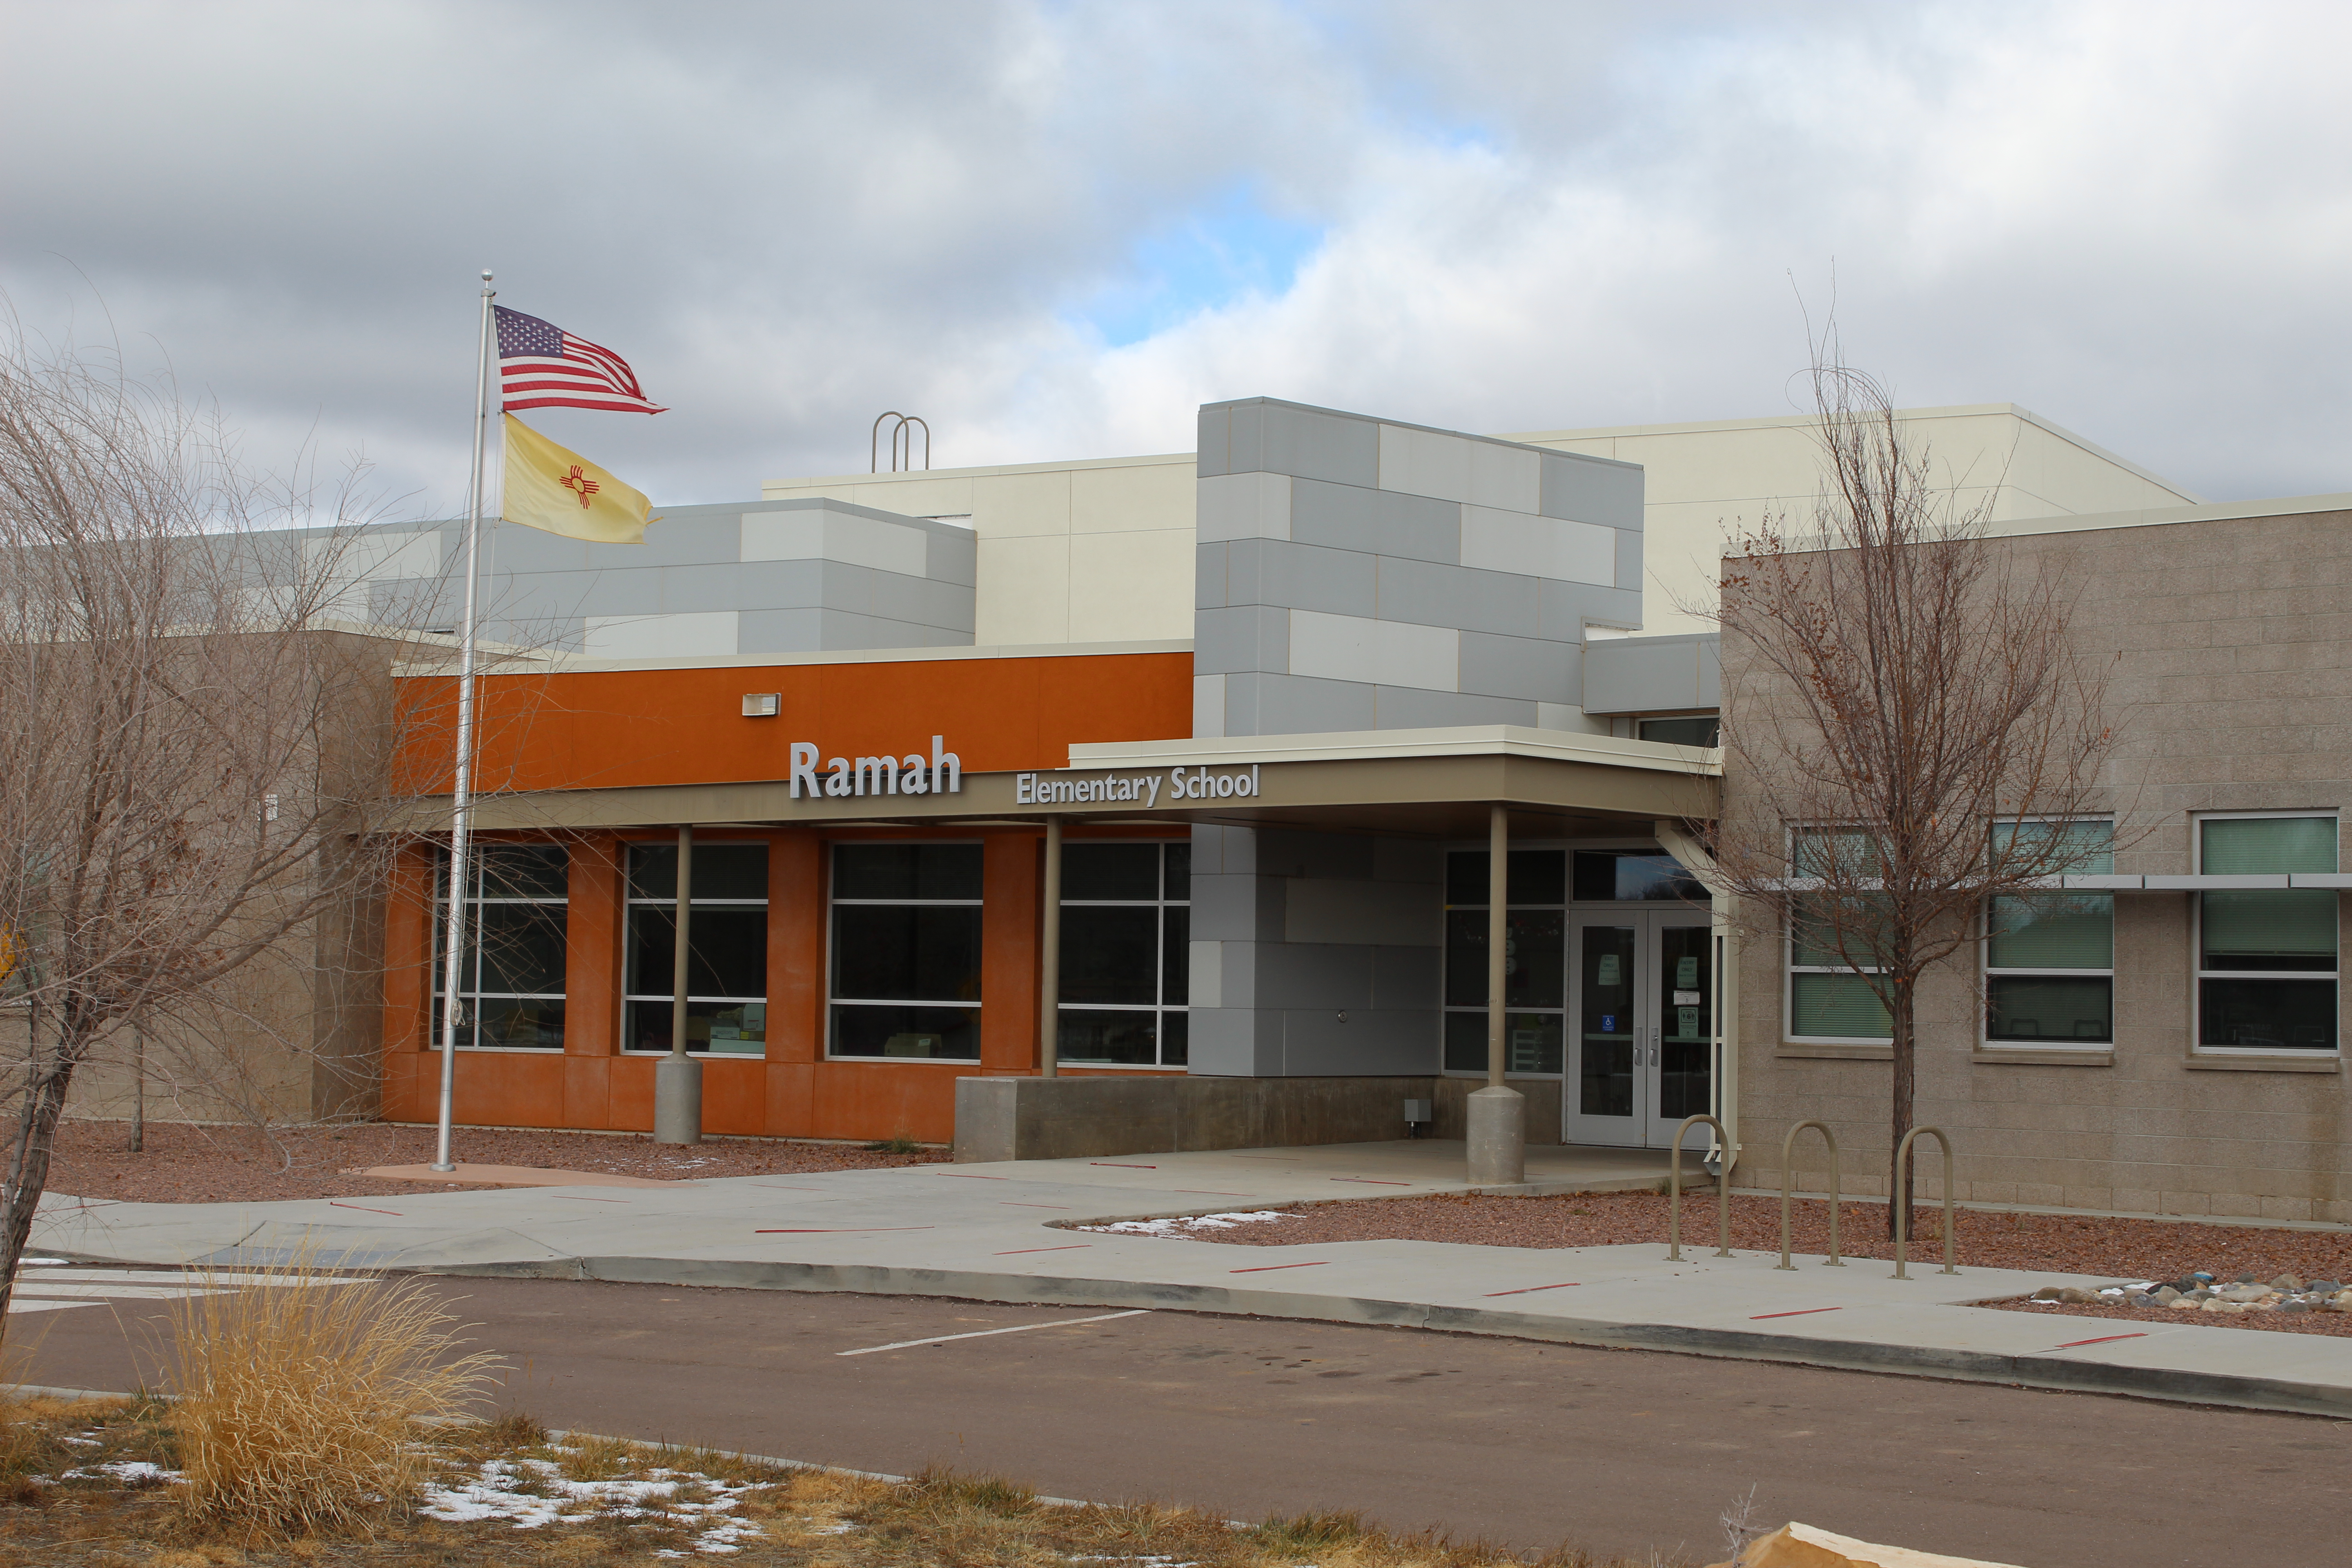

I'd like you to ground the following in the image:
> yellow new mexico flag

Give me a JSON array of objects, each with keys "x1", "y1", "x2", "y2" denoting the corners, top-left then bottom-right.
[{"x1": 501, "y1": 415, "x2": 658, "y2": 544}]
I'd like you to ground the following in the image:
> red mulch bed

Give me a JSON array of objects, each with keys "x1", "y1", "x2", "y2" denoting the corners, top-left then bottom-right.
[
  {"x1": 45, "y1": 1119, "x2": 937, "y2": 1205},
  {"x1": 1105, "y1": 1191, "x2": 2352, "y2": 1337}
]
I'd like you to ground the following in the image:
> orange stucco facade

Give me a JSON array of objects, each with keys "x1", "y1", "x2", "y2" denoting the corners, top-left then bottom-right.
[{"x1": 382, "y1": 650, "x2": 1193, "y2": 1142}]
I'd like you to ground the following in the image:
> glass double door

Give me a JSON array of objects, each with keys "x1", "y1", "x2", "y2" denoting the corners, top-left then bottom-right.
[{"x1": 1562, "y1": 912, "x2": 1715, "y2": 1148}]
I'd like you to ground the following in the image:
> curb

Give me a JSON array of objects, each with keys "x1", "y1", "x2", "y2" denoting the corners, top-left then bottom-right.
[{"x1": 422, "y1": 1254, "x2": 2352, "y2": 1420}]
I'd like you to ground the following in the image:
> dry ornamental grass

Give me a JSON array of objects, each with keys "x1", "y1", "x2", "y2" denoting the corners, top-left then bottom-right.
[{"x1": 0, "y1": 1391, "x2": 1669, "y2": 1568}]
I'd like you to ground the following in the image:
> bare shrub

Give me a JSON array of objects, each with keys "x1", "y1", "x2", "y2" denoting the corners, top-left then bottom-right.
[{"x1": 165, "y1": 1254, "x2": 499, "y2": 1537}]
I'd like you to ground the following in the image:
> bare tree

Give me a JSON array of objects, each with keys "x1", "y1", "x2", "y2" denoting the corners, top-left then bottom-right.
[
  {"x1": 0, "y1": 331, "x2": 420, "y2": 1320},
  {"x1": 1701, "y1": 351, "x2": 2119, "y2": 1234}
]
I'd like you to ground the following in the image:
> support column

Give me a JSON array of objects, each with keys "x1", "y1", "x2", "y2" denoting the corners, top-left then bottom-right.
[
  {"x1": 656, "y1": 823, "x2": 703, "y2": 1143},
  {"x1": 1038, "y1": 816, "x2": 1062, "y2": 1077},
  {"x1": 1467, "y1": 803, "x2": 1525, "y2": 1186}
]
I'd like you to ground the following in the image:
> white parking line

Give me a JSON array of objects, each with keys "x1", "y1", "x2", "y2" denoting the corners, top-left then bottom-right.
[
  {"x1": 836, "y1": 1310, "x2": 1149, "y2": 1357},
  {"x1": 6, "y1": 1269, "x2": 371, "y2": 1314}
]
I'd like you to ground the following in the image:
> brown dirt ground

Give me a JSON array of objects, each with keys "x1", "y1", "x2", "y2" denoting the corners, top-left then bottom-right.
[
  {"x1": 44, "y1": 1120, "x2": 937, "y2": 1205},
  {"x1": 1099, "y1": 1190, "x2": 2352, "y2": 1338}
]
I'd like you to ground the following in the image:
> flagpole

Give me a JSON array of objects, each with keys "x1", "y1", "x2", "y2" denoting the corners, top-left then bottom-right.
[{"x1": 431, "y1": 269, "x2": 496, "y2": 1174}]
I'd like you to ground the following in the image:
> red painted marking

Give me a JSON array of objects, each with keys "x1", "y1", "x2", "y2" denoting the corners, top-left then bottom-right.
[
  {"x1": 1230, "y1": 1261, "x2": 1329, "y2": 1274},
  {"x1": 2053, "y1": 1332, "x2": 2148, "y2": 1349},
  {"x1": 328, "y1": 1201, "x2": 402, "y2": 1216},
  {"x1": 1171, "y1": 1189, "x2": 1255, "y2": 1196},
  {"x1": 993, "y1": 1245, "x2": 1091, "y2": 1256},
  {"x1": 932, "y1": 1172, "x2": 1007, "y2": 1181},
  {"x1": 1091, "y1": 1162, "x2": 1158, "y2": 1169},
  {"x1": 1750, "y1": 1306, "x2": 1842, "y2": 1319},
  {"x1": 1000, "y1": 1202, "x2": 1070, "y2": 1209},
  {"x1": 754, "y1": 1226, "x2": 936, "y2": 1234},
  {"x1": 1484, "y1": 1282, "x2": 1581, "y2": 1297},
  {"x1": 1332, "y1": 1177, "x2": 1411, "y2": 1186},
  {"x1": 548, "y1": 1195, "x2": 629, "y2": 1203}
]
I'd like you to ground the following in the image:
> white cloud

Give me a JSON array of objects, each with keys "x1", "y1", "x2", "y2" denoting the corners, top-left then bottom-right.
[{"x1": 3, "y1": 0, "x2": 2347, "y2": 518}]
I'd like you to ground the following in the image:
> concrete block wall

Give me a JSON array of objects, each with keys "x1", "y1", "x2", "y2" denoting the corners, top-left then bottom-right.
[
  {"x1": 1186, "y1": 824, "x2": 1445, "y2": 1078},
  {"x1": 1726, "y1": 504, "x2": 2352, "y2": 1222},
  {"x1": 1192, "y1": 398, "x2": 1645, "y2": 739},
  {"x1": 353, "y1": 499, "x2": 977, "y2": 659}
]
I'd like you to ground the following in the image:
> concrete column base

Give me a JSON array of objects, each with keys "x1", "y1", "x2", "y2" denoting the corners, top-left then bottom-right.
[
  {"x1": 654, "y1": 1051, "x2": 703, "y2": 1145},
  {"x1": 1465, "y1": 1084, "x2": 1525, "y2": 1186}
]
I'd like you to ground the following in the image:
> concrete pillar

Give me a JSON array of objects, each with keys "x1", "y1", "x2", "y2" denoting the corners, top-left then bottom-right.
[
  {"x1": 655, "y1": 823, "x2": 702, "y2": 1144},
  {"x1": 1039, "y1": 816, "x2": 1062, "y2": 1077},
  {"x1": 1471, "y1": 803, "x2": 1524, "y2": 1185}
]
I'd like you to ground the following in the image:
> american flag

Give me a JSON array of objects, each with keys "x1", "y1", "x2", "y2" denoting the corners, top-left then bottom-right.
[{"x1": 495, "y1": 307, "x2": 667, "y2": 415}]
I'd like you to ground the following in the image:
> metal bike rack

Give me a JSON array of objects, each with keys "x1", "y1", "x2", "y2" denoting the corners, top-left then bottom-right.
[
  {"x1": 1775, "y1": 1120, "x2": 1844, "y2": 1270},
  {"x1": 1666, "y1": 1113, "x2": 1732, "y2": 1261},
  {"x1": 1891, "y1": 1125, "x2": 1958, "y2": 1279}
]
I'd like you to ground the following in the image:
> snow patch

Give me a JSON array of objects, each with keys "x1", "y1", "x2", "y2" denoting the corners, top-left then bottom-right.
[{"x1": 1080, "y1": 1210, "x2": 1292, "y2": 1236}]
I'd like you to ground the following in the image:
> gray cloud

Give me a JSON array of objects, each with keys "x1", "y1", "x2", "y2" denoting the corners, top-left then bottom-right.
[{"x1": 4, "y1": 0, "x2": 2344, "y2": 519}]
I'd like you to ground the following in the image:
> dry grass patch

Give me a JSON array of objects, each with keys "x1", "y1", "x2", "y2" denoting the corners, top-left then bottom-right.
[{"x1": 0, "y1": 1394, "x2": 1671, "y2": 1568}]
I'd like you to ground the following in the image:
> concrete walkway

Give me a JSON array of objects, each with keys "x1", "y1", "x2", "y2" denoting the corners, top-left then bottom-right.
[{"x1": 31, "y1": 1139, "x2": 2352, "y2": 1418}]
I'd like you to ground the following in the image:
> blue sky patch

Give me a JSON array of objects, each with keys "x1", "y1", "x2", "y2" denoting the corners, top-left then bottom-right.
[{"x1": 1077, "y1": 182, "x2": 1326, "y2": 348}]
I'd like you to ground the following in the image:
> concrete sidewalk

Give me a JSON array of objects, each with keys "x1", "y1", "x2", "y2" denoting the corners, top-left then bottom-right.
[{"x1": 31, "y1": 1139, "x2": 2352, "y2": 1418}]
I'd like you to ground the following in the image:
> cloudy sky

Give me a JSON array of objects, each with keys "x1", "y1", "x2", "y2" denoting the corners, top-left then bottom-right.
[{"x1": 4, "y1": 0, "x2": 2346, "y2": 517}]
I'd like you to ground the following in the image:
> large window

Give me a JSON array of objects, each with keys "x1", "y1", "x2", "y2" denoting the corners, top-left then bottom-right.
[
  {"x1": 1784, "y1": 828, "x2": 1893, "y2": 1043},
  {"x1": 1443, "y1": 849, "x2": 1567, "y2": 1074},
  {"x1": 434, "y1": 844, "x2": 568, "y2": 1049},
  {"x1": 829, "y1": 842, "x2": 982, "y2": 1060},
  {"x1": 1985, "y1": 820, "x2": 2114, "y2": 1045},
  {"x1": 2198, "y1": 814, "x2": 2338, "y2": 1052},
  {"x1": 625, "y1": 842, "x2": 769, "y2": 1054},
  {"x1": 1056, "y1": 841, "x2": 1190, "y2": 1068}
]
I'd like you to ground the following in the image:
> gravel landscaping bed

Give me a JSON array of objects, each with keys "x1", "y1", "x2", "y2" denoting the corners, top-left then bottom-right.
[
  {"x1": 48, "y1": 1119, "x2": 937, "y2": 1204},
  {"x1": 1081, "y1": 1191, "x2": 2352, "y2": 1338}
]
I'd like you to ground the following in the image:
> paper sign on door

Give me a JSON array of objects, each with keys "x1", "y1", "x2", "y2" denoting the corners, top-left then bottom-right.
[
  {"x1": 1596, "y1": 955, "x2": 1622, "y2": 986},
  {"x1": 1676, "y1": 956, "x2": 1699, "y2": 988}
]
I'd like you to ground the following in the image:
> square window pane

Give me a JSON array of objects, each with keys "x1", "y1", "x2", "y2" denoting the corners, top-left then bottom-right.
[
  {"x1": 1988, "y1": 975, "x2": 2112, "y2": 1042},
  {"x1": 629, "y1": 843, "x2": 769, "y2": 901},
  {"x1": 833, "y1": 843, "x2": 983, "y2": 901},
  {"x1": 1058, "y1": 1009, "x2": 1161, "y2": 1065},
  {"x1": 1504, "y1": 1013, "x2": 1563, "y2": 1074},
  {"x1": 1446, "y1": 851, "x2": 1566, "y2": 906},
  {"x1": 1790, "y1": 972, "x2": 1892, "y2": 1039},
  {"x1": 433, "y1": 998, "x2": 567, "y2": 1049},
  {"x1": 1161, "y1": 906, "x2": 1189, "y2": 1005},
  {"x1": 1994, "y1": 820, "x2": 2112, "y2": 876},
  {"x1": 830, "y1": 1004, "x2": 980, "y2": 1059},
  {"x1": 1573, "y1": 851, "x2": 1702, "y2": 902},
  {"x1": 2202, "y1": 817, "x2": 2337, "y2": 875},
  {"x1": 625, "y1": 1000, "x2": 766, "y2": 1054},
  {"x1": 1638, "y1": 716, "x2": 1720, "y2": 747},
  {"x1": 2202, "y1": 890, "x2": 2336, "y2": 970},
  {"x1": 475, "y1": 902, "x2": 568, "y2": 995},
  {"x1": 1063, "y1": 843, "x2": 1159, "y2": 901},
  {"x1": 1791, "y1": 893, "x2": 1894, "y2": 968},
  {"x1": 628, "y1": 907, "x2": 769, "y2": 998},
  {"x1": 1163, "y1": 843, "x2": 1190, "y2": 902},
  {"x1": 1988, "y1": 894, "x2": 2113, "y2": 970},
  {"x1": 1061, "y1": 906, "x2": 1159, "y2": 1005},
  {"x1": 832, "y1": 904, "x2": 982, "y2": 1001},
  {"x1": 462, "y1": 844, "x2": 569, "y2": 900},
  {"x1": 1790, "y1": 828, "x2": 1880, "y2": 879},
  {"x1": 1447, "y1": 910, "x2": 1565, "y2": 1008},
  {"x1": 2199, "y1": 977, "x2": 2335, "y2": 1049},
  {"x1": 1443, "y1": 1011, "x2": 1486, "y2": 1073}
]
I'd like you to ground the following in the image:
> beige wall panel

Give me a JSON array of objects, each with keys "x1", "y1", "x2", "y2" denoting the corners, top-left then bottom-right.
[
  {"x1": 1066, "y1": 529, "x2": 1195, "y2": 643},
  {"x1": 762, "y1": 475, "x2": 977, "y2": 519},
  {"x1": 970, "y1": 470, "x2": 1073, "y2": 539},
  {"x1": 1070, "y1": 461, "x2": 1195, "y2": 534},
  {"x1": 975, "y1": 533, "x2": 1072, "y2": 645}
]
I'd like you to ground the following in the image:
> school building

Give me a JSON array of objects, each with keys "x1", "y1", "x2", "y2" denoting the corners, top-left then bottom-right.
[{"x1": 94, "y1": 383, "x2": 2352, "y2": 1225}]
